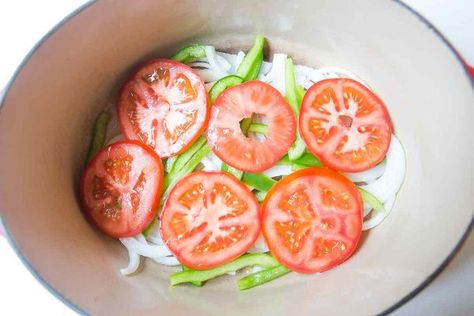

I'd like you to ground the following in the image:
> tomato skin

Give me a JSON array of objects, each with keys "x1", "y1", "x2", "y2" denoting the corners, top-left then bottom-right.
[
  {"x1": 208, "y1": 80, "x2": 296, "y2": 173},
  {"x1": 299, "y1": 78, "x2": 392, "y2": 172},
  {"x1": 262, "y1": 167, "x2": 362, "y2": 274},
  {"x1": 117, "y1": 59, "x2": 209, "y2": 158},
  {"x1": 80, "y1": 140, "x2": 163, "y2": 238},
  {"x1": 160, "y1": 171, "x2": 261, "y2": 270}
]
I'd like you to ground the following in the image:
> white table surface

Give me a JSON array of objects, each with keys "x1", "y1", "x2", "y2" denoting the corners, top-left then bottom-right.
[{"x1": 0, "y1": 1, "x2": 473, "y2": 315}]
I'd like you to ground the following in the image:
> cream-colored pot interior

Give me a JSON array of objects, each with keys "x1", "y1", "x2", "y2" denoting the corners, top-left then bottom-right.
[{"x1": 0, "y1": 0, "x2": 473, "y2": 315}]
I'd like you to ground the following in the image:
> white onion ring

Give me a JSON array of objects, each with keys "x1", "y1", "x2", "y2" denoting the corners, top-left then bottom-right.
[
  {"x1": 204, "y1": 46, "x2": 231, "y2": 78},
  {"x1": 151, "y1": 256, "x2": 181, "y2": 266},
  {"x1": 248, "y1": 233, "x2": 269, "y2": 253},
  {"x1": 363, "y1": 204, "x2": 373, "y2": 218},
  {"x1": 189, "y1": 61, "x2": 211, "y2": 69},
  {"x1": 192, "y1": 69, "x2": 222, "y2": 82},
  {"x1": 120, "y1": 236, "x2": 172, "y2": 258},
  {"x1": 120, "y1": 248, "x2": 140, "y2": 275},
  {"x1": 259, "y1": 60, "x2": 272, "y2": 78},
  {"x1": 234, "y1": 51, "x2": 246, "y2": 71},
  {"x1": 263, "y1": 164, "x2": 293, "y2": 178},
  {"x1": 363, "y1": 195, "x2": 396, "y2": 230},
  {"x1": 208, "y1": 153, "x2": 223, "y2": 169},
  {"x1": 317, "y1": 67, "x2": 371, "y2": 88},
  {"x1": 260, "y1": 53, "x2": 287, "y2": 95},
  {"x1": 201, "y1": 156, "x2": 219, "y2": 171},
  {"x1": 294, "y1": 64, "x2": 327, "y2": 85},
  {"x1": 346, "y1": 160, "x2": 387, "y2": 183},
  {"x1": 361, "y1": 135, "x2": 406, "y2": 203},
  {"x1": 218, "y1": 51, "x2": 246, "y2": 73},
  {"x1": 145, "y1": 228, "x2": 164, "y2": 245}
]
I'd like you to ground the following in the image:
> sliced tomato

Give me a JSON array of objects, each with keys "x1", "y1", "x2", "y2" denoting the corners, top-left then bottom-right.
[
  {"x1": 80, "y1": 141, "x2": 163, "y2": 238},
  {"x1": 262, "y1": 167, "x2": 362, "y2": 273},
  {"x1": 160, "y1": 171, "x2": 260, "y2": 269},
  {"x1": 117, "y1": 59, "x2": 208, "y2": 158},
  {"x1": 299, "y1": 78, "x2": 392, "y2": 172},
  {"x1": 207, "y1": 80, "x2": 296, "y2": 173}
]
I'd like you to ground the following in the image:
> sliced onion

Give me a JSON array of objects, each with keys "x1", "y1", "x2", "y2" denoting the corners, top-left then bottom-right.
[
  {"x1": 317, "y1": 66, "x2": 369, "y2": 87},
  {"x1": 261, "y1": 53, "x2": 287, "y2": 94},
  {"x1": 218, "y1": 51, "x2": 246, "y2": 73},
  {"x1": 294, "y1": 64, "x2": 326, "y2": 85},
  {"x1": 258, "y1": 60, "x2": 273, "y2": 80},
  {"x1": 189, "y1": 61, "x2": 211, "y2": 69},
  {"x1": 146, "y1": 230, "x2": 164, "y2": 246},
  {"x1": 216, "y1": 51, "x2": 237, "y2": 65},
  {"x1": 120, "y1": 236, "x2": 172, "y2": 258},
  {"x1": 361, "y1": 135, "x2": 405, "y2": 203},
  {"x1": 207, "y1": 152, "x2": 223, "y2": 169},
  {"x1": 201, "y1": 156, "x2": 219, "y2": 171},
  {"x1": 346, "y1": 160, "x2": 387, "y2": 183},
  {"x1": 192, "y1": 69, "x2": 222, "y2": 82},
  {"x1": 263, "y1": 164, "x2": 293, "y2": 178},
  {"x1": 120, "y1": 249, "x2": 140, "y2": 275},
  {"x1": 204, "y1": 46, "x2": 231, "y2": 78},
  {"x1": 301, "y1": 78, "x2": 315, "y2": 90},
  {"x1": 151, "y1": 256, "x2": 181, "y2": 266},
  {"x1": 248, "y1": 233, "x2": 269, "y2": 253},
  {"x1": 363, "y1": 195, "x2": 396, "y2": 230},
  {"x1": 363, "y1": 204, "x2": 373, "y2": 218},
  {"x1": 234, "y1": 51, "x2": 246, "y2": 71}
]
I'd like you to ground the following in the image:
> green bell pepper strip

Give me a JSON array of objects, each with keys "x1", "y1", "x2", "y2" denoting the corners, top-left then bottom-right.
[
  {"x1": 279, "y1": 152, "x2": 323, "y2": 169},
  {"x1": 209, "y1": 75, "x2": 244, "y2": 103},
  {"x1": 236, "y1": 35, "x2": 265, "y2": 81},
  {"x1": 296, "y1": 85, "x2": 306, "y2": 104},
  {"x1": 239, "y1": 113, "x2": 254, "y2": 136},
  {"x1": 294, "y1": 152, "x2": 323, "y2": 167},
  {"x1": 242, "y1": 173, "x2": 276, "y2": 192},
  {"x1": 238, "y1": 264, "x2": 291, "y2": 290},
  {"x1": 142, "y1": 219, "x2": 156, "y2": 237},
  {"x1": 284, "y1": 58, "x2": 300, "y2": 114},
  {"x1": 221, "y1": 163, "x2": 243, "y2": 180},
  {"x1": 168, "y1": 136, "x2": 207, "y2": 175},
  {"x1": 85, "y1": 111, "x2": 111, "y2": 165},
  {"x1": 171, "y1": 44, "x2": 206, "y2": 63},
  {"x1": 285, "y1": 58, "x2": 306, "y2": 161},
  {"x1": 182, "y1": 266, "x2": 204, "y2": 287},
  {"x1": 164, "y1": 143, "x2": 211, "y2": 197},
  {"x1": 247, "y1": 123, "x2": 268, "y2": 134},
  {"x1": 358, "y1": 187, "x2": 386, "y2": 214},
  {"x1": 245, "y1": 51, "x2": 263, "y2": 80},
  {"x1": 169, "y1": 253, "x2": 279, "y2": 286}
]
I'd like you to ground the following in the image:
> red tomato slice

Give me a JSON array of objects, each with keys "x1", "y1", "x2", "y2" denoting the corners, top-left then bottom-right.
[
  {"x1": 160, "y1": 171, "x2": 260, "y2": 269},
  {"x1": 299, "y1": 78, "x2": 392, "y2": 172},
  {"x1": 117, "y1": 59, "x2": 208, "y2": 158},
  {"x1": 262, "y1": 167, "x2": 362, "y2": 273},
  {"x1": 80, "y1": 141, "x2": 163, "y2": 238},
  {"x1": 207, "y1": 80, "x2": 296, "y2": 173}
]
